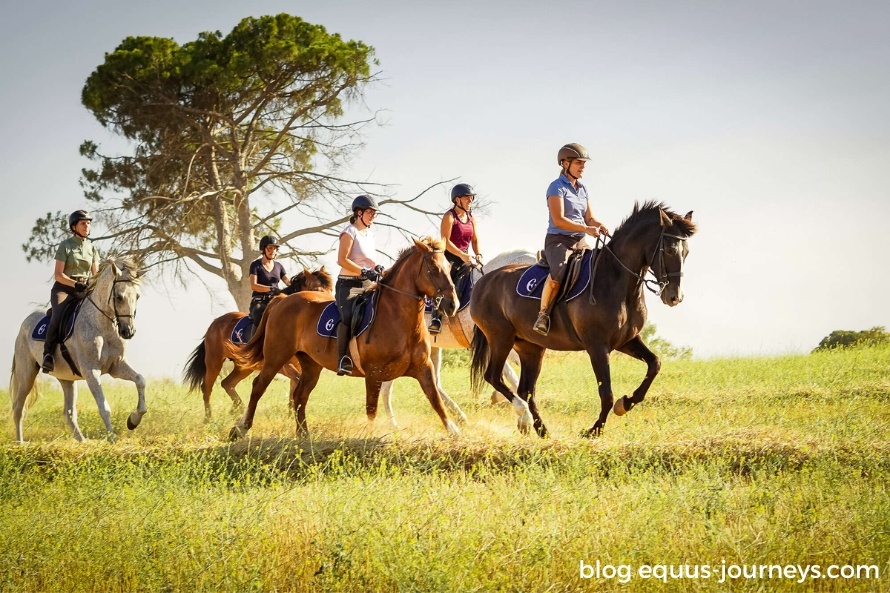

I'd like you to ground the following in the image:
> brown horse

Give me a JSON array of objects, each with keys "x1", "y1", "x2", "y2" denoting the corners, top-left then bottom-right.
[
  {"x1": 470, "y1": 201, "x2": 697, "y2": 438},
  {"x1": 182, "y1": 267, "x2": 333, "y2": 419},
  {"x1": 228, "y1": 237, "x2": 459, "y2": 439}
]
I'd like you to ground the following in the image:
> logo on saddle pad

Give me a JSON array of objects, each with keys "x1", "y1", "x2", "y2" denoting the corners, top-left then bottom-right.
[
  {"x1": 31, "y1": 300, "x2": 85, "y2": 342},
  {"x1": 317, "y1": 292, "x2": 378, "y2": 339},
  {"x1": 230, "y1": 316, "x2": 253, "y2": 345},
  {"x1": 516, "y1": 250, "x2": 594, "y2": 302}
]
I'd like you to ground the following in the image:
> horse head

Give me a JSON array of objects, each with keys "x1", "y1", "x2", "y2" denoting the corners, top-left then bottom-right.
[
  {"x1": 385, "y1": 237, "x2": 458, "y2": 316},
  {"x1": 98, "y1": 258, "x2": 143, "y2": 339},
  {"x1": 654, "y1": 209, "x2": 696, "y2": 306},
  {"x1": 609, "y1": 202, "x2": 697, "y2": 307},
  {"x1": 286, "y1": 266, "x2": 334, "y2": 295}
]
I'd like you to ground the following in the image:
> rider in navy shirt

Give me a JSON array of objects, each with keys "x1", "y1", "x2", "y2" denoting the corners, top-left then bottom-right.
[{"x1": 246, "y1": 235, "x2": 291, "y2": 341}]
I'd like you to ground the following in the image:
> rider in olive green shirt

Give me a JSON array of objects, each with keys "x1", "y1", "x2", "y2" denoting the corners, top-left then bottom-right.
[{"x1": 42, "y1": 210, "x2": 100, "y2": 373}]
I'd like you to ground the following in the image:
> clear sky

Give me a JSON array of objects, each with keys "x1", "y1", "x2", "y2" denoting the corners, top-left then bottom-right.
[{"x1": 2, "y1": 0, "x2": 889, "y2": 385}]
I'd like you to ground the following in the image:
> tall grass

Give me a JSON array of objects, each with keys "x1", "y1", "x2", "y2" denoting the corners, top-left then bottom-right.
[{"x1": 1, "y1": 346, "x2": 888, "y2": 592}]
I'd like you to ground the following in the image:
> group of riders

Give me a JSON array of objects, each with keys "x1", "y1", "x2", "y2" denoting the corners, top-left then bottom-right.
[{"x1": 41, "y1": 143, "x2": 609, "y2": 377}]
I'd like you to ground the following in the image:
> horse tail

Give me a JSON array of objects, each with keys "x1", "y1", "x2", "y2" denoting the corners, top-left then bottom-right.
[
  {"x1": 182, "y1": 339, "x2": 207, "y2": 394},
  {"x1": 9, "y1": 351, "x2": 39, "y2": 409},
  {"x1": 470, "y1": 326, "x2": 490, "y2": 396}
]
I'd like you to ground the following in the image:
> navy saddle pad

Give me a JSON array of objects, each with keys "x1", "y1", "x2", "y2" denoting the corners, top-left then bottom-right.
[
  {"x1": 31, "y1": 300, "x2": 84, "y2": 342},
  {"x1": 317, "y1": 292, "x2": 377, "y2": 339},
  {"x1": 230, "y1": 316, "x2": 253, "y2": 345},
  {"x1": 515, "y1": 250, "x2": 594, "y2": 302}
]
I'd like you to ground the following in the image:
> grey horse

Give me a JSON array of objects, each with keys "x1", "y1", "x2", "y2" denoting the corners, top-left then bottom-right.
[
  {"x1": 10, "y1": 257, "x2": 147, "y2": 442},
  {"x1": 378, "y1": 249, "x2": 535, "y2": 427}
]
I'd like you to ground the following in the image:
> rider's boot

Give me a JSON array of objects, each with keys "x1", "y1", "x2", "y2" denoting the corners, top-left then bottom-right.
[
  {"x1": 336, "y1": 323, "x2": 353, "y2": 376},
  {"x1": 533, "y1": 277, "x2": 561, "y2": 336}
]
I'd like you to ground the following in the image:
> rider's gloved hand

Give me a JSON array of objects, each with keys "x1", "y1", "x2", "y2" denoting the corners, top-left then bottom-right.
[
  {"x1": 74, "y1": 281, "x2": 88, "y2": 293},
  {"x1": 362, "y1": 268, "x2": 380, "y2": 282},
  {"x1": 374, "y1": 264, "x2": 385, "y2": 276},
  {"x1": 268, "y1": 285, "x2": 281, "y2": 296}
]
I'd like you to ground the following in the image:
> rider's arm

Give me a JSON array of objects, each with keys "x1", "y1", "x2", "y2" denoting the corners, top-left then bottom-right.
[
  {"x1": 440, "y1": 211, "x2": 471, "y2": 263},
  {"x1": 470, "y1": 218, "x2": 482, "y2": 262},
  {"x1": 337, "y1": 232, "x2": 365, "y2": 275},
  {"x1": 53, "y1": 259, "x2": 79, "y2": 288},
  {"x1": 583, "y1": 199, "x2": 609, "y2": 236},
  {"x1": 548, "y1": 195, "x2": 601, "y2": 237}
]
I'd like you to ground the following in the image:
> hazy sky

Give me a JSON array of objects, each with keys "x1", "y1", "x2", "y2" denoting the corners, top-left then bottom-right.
[{"x1": 2, "y1": 0, "x2": 889, "y2": 384}]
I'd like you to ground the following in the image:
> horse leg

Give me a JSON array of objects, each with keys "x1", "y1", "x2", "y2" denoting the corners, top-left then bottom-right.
[
  {"x1": 59, "y1": 379, "x2": 86, "y2": 442},
  {"x1": 484, "y1": 336, "x2": 533, "y2": 434},
  {"x1": 364, "y1": 378, "x2": 384, "y2": 431},
  {"x1": 491, "y1": 350, "x2": 521, "y2": 405},
  {"x1": 201, "y1": 345, "x2": 226, "y2": 421},
  {"x1": 291, "y1": 355, "x2": 322, "y2": 438},
  {"x1": 220, "y1": 364, "x2": 252, "y2": 415},
  {"x1": 430, "y1": 347, "x2": 468, "y2": 425},
  {"x1": 11, "y1": 356, "x2": 39, "y2": 443},
  {"x1": 83, "y1": 369, "x2": 116, "y2": 441},
  {"x1": 107, "y1": 359, "x2": 147, "y2": 430},
  {"x1": 379, "y1": 380, "x2": 399, "y2": 429},
  {"x1": 581, "y1": 345, "x2": 614, "y2": 438},
  {"x1": 613, "y1": 335, "x2": 661, "y2": 416},
  {"x1": 514, "y1": 341, "x2": 548, "y2": 438},
  {"x1": 282, "y1": 361, "x2": 301, "y2": 412},
  {"x1": 414, "y1": 362, "x2": 461, "y2": 436}
]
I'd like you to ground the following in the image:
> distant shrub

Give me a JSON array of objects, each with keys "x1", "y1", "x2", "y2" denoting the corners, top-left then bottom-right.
[{"x1": 813, "y1": 326, "x2": 890, "y2": 352}]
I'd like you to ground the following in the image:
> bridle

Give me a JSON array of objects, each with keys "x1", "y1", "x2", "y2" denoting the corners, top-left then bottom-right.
[
  {"x1": 378, "y1": 249, "x2": 453, "y2": 304},
  {"x1": 87, "y1": 277, "x2": 139, "y2": 328},
  {"x1": 598, "y1": 227, "x2": 687, "y2": 296}
]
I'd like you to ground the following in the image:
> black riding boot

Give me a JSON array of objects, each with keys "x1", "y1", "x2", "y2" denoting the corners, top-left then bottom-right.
[{"x1": 336, "y1": 323, "x2": 353, "y2": 376}]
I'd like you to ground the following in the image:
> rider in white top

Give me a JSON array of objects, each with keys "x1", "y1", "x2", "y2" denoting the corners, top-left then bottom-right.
[{"x1": 335, "y1": 195, "x2": 384, "y2": 375}]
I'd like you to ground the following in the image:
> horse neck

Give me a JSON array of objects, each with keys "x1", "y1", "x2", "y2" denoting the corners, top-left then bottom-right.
[
  {"x1": 603, "y1": 223, "x2": 661, "y2": 294},
  {"x1": 379, "y1": 254, "x2": 425, "y2": 316}
]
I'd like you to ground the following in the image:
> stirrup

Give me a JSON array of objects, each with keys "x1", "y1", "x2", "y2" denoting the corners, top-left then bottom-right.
[
  {"x1": 41, "y1": 353, "x2": 55, "y2": 374},
  {"x1": 337, "y1": 355, "x2": 353, "y2": 376},
  {"x1": 428, "y1": 317, "x2": 442, "y2": 334},
  {"x1": 533, "y1": 312, "x2": 550, "y2": 336}
]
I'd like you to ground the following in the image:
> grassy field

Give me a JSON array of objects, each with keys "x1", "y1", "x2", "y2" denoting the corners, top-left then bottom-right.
[{"x1": 1, "y1": 345, "x2": 888, "y2": 592}]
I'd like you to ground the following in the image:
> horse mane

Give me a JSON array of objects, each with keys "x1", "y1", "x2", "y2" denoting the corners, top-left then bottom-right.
[
  {"x1": 382, "y1": 237, "x2": 445, "y2": 280},
  {"x1": 94, "y1": 257, "x2": 142, "y2": 286},
  {"x1": 611, "y1": 200, "x2": 697, "y2": 240}
]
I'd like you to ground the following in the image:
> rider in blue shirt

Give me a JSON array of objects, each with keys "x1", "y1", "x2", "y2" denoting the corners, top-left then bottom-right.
[{"x1": 534, "y1": 143, "x2": 609, "y2": 335}]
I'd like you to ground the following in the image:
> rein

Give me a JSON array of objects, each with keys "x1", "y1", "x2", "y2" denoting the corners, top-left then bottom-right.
[{"x1": 591, "y1": 228, "x2": 687, "y2": 302}]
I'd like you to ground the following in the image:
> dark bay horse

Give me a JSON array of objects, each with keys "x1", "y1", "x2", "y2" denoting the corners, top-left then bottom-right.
[
  {"x1": 470, "y1": 201, "x2": 697, "y2": 438},
  {"x1": 228, "y1": 237, "x2": 459, "y2": 439},
  {"x1": 182, "y1": 267, "x2": 333, "y2": 419}
]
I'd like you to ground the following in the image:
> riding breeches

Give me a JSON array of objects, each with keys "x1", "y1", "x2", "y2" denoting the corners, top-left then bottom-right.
[
  {"x1": 542, "y1": 233, "x2": 589, "y2": 282},
  {"x1": 43, "y1": 282, "x2": 75, "y2": 355}
]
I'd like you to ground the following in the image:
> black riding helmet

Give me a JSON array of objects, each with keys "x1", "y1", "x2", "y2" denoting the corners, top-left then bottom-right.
[
  {"x1": 259, "y1": 235, "x2": 281, "y2": 252},
  {"x1": 351, "y1": 195, "x2": 379, "y2": 211},
  {"x1": 450, "y1": 183, "x2": 476, "y2": 203},
  {"x1": 69, "y1": 209, "x2": 93, "y2": 232}
]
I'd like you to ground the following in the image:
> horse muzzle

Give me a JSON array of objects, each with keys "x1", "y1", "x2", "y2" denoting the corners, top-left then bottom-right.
[
  {"x1": 660, "y1": 285, "x2": 683, "y2": 307},
  {"x1": 438, "y1": 294, "x2": 459, "y2": 317},
  {"x1": 118, "y1": 323, "x2": 136, "y2": 339}
]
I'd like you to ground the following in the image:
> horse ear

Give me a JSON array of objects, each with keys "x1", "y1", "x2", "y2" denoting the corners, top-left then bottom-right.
[
  {"x1": 413, "y1": 237, "x2": 432, "y2": 252},
  {"x1": 659, "y1": 209, "x2": 672, "y2": 227},
  {"x1": 684, "y1": 211, "x2": 693, "y2": 221},
  {"x1": 319, "y1": 265, "x2": 327, "y2": 273},
  {"x1": 111, "y1": 262, "x2": 122, "y2": 278},
  {"x1": 302, "y1": 265, "x2": 310, "y2": 276}
]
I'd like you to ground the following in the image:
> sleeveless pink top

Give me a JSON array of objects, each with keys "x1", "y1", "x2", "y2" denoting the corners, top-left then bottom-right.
[{"x1": 448, "y1": 209, "x2": 474, "y2": 252}]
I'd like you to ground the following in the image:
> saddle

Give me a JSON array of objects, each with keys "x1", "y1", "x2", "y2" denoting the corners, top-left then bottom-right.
[
  {"x1": 32, "y1": 298, "x2": 85, "y2": 343},
  {"x1": 516, "y1": 249, "x2": 595, "y2": 303},
  {"x1": 316, "y1": 291, "x2": 378, "y2": 339}
]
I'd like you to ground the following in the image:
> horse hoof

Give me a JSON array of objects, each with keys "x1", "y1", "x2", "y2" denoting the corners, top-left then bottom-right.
[
  {"x1": 126, "y1": 412, "x2": 143, "y2": 430},
  {"x1": 613, "y1": 396, "x2": 627, "y2": 416},
  {"x1": 535, "y1": 424, "x2": 548, "y2": 438},
  {"x1": 228, "y1": 426, "x2": 246, "y2": 441},
  {"x1": 580, "y1": 426, "x2": 602, "y2": 439},
  {"x1": 106, "y1": 433, "x2": 119, "y2": 444}
]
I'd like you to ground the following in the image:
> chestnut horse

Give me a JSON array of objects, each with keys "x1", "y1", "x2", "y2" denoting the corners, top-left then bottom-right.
[
  {"x1": 182, "y1": 267, "x2": 333, "y2": 419},
  {"x1": 229, "y1": 237, "x2": 459, "y2": 439},
  {"x1": 470, "y1": 201, "x2": 697, "y2": 438}
]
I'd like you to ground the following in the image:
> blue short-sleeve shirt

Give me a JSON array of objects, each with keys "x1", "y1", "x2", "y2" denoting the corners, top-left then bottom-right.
[{"x1": 546, "y1": 174, "x2": 589, "y2": 236}]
